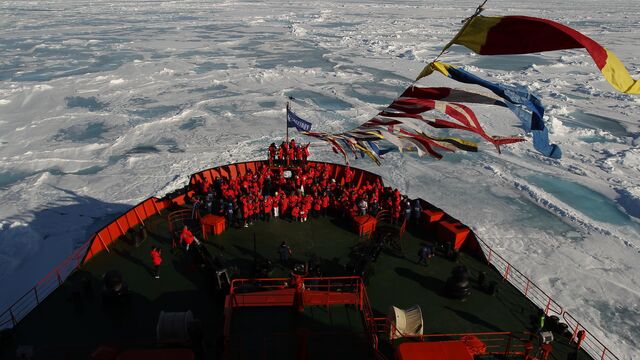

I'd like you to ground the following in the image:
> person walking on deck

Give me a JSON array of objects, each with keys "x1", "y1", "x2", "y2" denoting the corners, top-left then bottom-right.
[
  {"x1": 418, "y1": 244, "x2": 433, "y2": 266},
  {"x1": 150, "y1": 246, "x2": 162, "y2": 279},
  {"x1": 180, "y1": 226, "x2": 197, "y2": 251},
  {"x1": 278, "y1": 241, "x2": 292, "y2": 266}
]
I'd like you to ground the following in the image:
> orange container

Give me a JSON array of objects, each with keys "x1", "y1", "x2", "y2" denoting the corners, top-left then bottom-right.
[
  {"x1": 437, "y1": 220, "x2": 470, "y2": 250},
  {"x1": 353, "y1": 214, "x2": 377, "y2": 237},
  {"x1": 200, "y1": 214, "x2": 226, "y2": 240},
  {"x1": 421, "y1": 209, "x2": 445, "y2": 232}
]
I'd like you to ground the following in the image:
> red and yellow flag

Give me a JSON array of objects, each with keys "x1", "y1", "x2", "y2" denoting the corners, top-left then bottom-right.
[{"x1": 419, "y1": 15, "x2": 640, "y2": 94}]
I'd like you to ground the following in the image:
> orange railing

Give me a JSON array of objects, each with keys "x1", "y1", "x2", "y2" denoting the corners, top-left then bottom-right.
[
  {"x1": 563, "y1": 311, "x2": 619, "y2": 360},
  {"x1": 0, "y1": 196, "x2": 170, "y2": 329},
  {"x1": 0, "y1": 237, "x2": 92, "y2": 328},
  {"x1": 473, "y1": 235, "x2": 619, "y2": 360},
  {"x1": 401, "y1": 331, "x2": 532, "y2": 355},
  {"x1": 368, "y1": 315, "x2": 533, "y2": 356},
  {"x1": 228, "y1": 276, "x2": 365, "y2": 308},
  {"x1": 474, "y1": 235, "x2": 563, "y2": 317}
]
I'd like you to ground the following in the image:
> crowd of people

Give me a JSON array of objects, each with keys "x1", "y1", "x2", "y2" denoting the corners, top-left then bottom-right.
[{"x1": 188, "y1": 140, "x2": 424, "y2": 229}]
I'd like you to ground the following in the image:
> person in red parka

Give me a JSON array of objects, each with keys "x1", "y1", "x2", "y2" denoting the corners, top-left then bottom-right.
[
  {"x1": 280, "y1": 141, "x2": 288, "y2": 165},
  {"x1": 291, "y1": 206, "x2": 300, "y2": 222},
  {"x1": 280, "y1": 194, "x2": 289, "y2": 220},
  {"x1": 268, "y1": 142, "x2": 277, "y2": 166},
  {"x1": 313, "y1": 198, "x2": 321, "y2": 218},
  {"x1": 344, "y1": 166, "x2": 354, "y2": 188},
  {"x1": 302, "y1": 143, "x2": 310, "y2": 164},
  {"x1": 296, "y1": 145, "x2": 304, "y2": 166},
  {"x1": 321, "y1": 193, "x2": 330, "y2": 217},
  {"x1": 263, "y1": 196, "x2": 273, "y2": 222},
  {"x1": 287, "y1": 146, "x2": 295, "y2": 167},
  {"x1": 180, "y1": 225, "x2": 196, "y2": 251},
  {"x1": 150, "y1": 246, "x2": 162, "y2": 279}
]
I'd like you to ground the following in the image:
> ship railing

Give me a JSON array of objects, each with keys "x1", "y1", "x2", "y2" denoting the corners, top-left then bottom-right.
[
  {"x1": 0, "y1": 236, "x2": 93, "y2": 329},
  {"x1": 0, "y1": 196, "x2": 170, "y2": 330},
  {"x1": 303, "y1": 276, "x2": 362, "y2": 294},
  {"x1": 369, "y1": 316, "x2": 533, "y2": 357},
  {"x1": 473, "y1": 235, "x2": 620, "y2": 360},
  {"x1": 229, "y1": 276, "x2": 363, "y2": 293},
  {"x1": 563, "y1": 311, "x2": 619, "y2": 360},
  {"x1": 228, "y1": 276, "x2": 364, "y2": 307},
  {"x1": 401, "y1": 331, "x2": 533, "y2": 356},
  {"x1": 474, "y1": 236, "x2": 563, "y2": 316},
  {"x1": 359, "y1": 281, "x2": 380, "y2": 350}
]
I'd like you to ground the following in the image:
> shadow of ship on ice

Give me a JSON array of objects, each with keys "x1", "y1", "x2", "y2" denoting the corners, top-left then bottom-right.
[{"x1": 0, "y1": 186, "x2": 131, "y2": 310}]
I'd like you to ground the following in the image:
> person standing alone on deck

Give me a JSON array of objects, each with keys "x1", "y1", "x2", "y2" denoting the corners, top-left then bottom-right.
[
  {"x1": 150, "y1": 246, "x2": 162, "y2": 279},
  {"x1": 418, "y1": 244, "x2": 433, "y2": 266},
  {"x1": 278, "y1": 241, "x2": 292, "y2": 267},
  {"x1": 180, "y1": 225, "x2": 196, "y2": 251}
]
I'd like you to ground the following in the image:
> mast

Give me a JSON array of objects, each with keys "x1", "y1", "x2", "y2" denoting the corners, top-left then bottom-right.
[{"x1": 286, "y1": 101, "x2": 290, "y2": 143}]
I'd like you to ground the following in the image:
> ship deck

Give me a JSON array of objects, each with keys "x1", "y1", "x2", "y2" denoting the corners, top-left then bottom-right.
[{"x1": 7, "y1": 209, "x2": 588, "y2": 359}]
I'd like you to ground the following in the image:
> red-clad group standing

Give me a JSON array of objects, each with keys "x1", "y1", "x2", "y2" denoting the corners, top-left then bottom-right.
[
  {"x1": 191, "y1": 140, "x2": 420, "y2": 229},
  {"x1": 268, "y1": 139, "x2": 310, "y2": 167}
]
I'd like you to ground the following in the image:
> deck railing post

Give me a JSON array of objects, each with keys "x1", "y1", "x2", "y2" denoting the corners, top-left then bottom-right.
[
  {"x1": 133, "y1": 206, "x2": 145, "y2": 226},
  {"x1": 524, "y1": 279, "x2": 530, "y2": 296},
  {"x1": 151, "y1": 198, "x2": 161, "y2": 214},
  {"x1": 9, "y1": 308, "x2": 16, "y2": 327},
  {"x1": 570, "y1": 322, "x2": 580, "y2": 343},
  {"x1": 33, "y1": 287, "x2": 39, "y2": 305},
  {"x1": 503, "y1": 263, "x2": 510, "y2": 281},
  {"x1": 601, "y1": 348, "x2": 607, "y2": 360},
  {"x1": 544, "y1": 297, "x2": 551, "y2": 315},
  {"x1": 56, "y1": 270, "x2": 62, "y2": 285},
  {"x1": 97, "y1": 233, "x2": 110, "y2": 253}
]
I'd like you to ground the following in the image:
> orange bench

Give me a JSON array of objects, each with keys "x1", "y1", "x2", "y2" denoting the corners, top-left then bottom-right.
[{"x1": 200, "y1": 214, "x2": 226, "y2": 240}]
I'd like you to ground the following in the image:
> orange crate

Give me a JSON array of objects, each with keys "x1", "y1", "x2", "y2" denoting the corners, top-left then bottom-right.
[
  {"x1": 200, "y1": 214, "x2": 226, "y2": 240},
  {"x1": 437, "y1": 220, "x2": 470, "y2": 250}
]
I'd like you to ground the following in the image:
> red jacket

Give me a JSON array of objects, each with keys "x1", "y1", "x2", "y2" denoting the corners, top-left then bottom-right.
[
  {"x1": 181, "y1": 228, "x2": 195, "y2": 245},
  {"x1": 150, "y1": 249, "x2": 162, "y2": 266},
  {"x1": 280, "y1": 197, "x2": 289, "y2": 213},
  {"x1": 321, "y1": 195, "x2": 330, "y2": 208}
]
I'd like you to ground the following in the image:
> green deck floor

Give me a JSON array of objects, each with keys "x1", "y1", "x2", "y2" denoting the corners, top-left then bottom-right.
[{"x1": 6, "y1": 211, "x2": 590, "y2": 360}]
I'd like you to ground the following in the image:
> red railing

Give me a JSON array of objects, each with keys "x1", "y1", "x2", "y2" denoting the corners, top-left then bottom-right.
[
  {"x1": 0, "y1": 196, "x2": 169, "y2": 329},
  {"x1": 401, "y1": 331, "x2": 532, "y2": 355},
  {"x1": 0, "y1": 237, "x2": 92, "y2": 328},
  {"x1": 228, "y1": 276, "x2": 365, "y2": 308},
  {"x1": 474, "y1": 235, "x2": 620, "y2": 360},
  {"x1": 475, "y1": 236, "x2": 563, "y2": 316},
  {"x1": 563, "y1": 311, "x2": 619, "y2": 360},
  {"x1": 359, "y1": 280, "x2": 380, "y2": 350}
]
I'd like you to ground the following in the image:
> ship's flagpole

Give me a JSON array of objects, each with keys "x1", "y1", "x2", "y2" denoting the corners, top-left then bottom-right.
[{"x1": 286, "y1": 101, "x2": 290, "y2": 143}]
